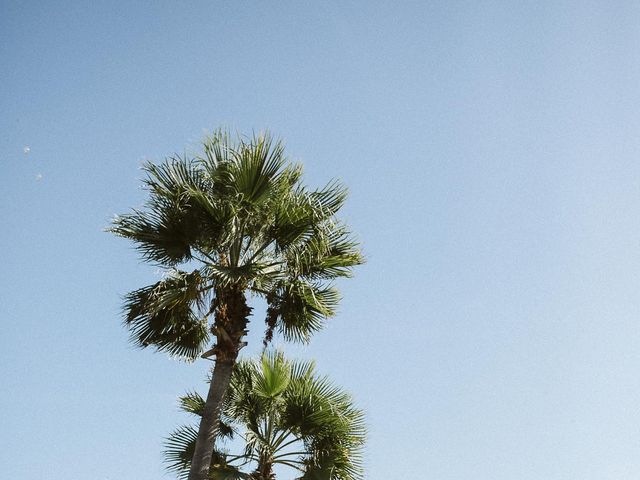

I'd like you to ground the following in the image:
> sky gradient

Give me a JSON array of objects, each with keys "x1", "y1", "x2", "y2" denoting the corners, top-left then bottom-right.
[{"x1": 2, "y1": 1, "x2": 640, "y2": 479}]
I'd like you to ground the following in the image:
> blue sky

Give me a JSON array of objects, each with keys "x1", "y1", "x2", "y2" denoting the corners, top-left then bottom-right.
[{"x1": 2, "y1": 1, "x2": 640, "y2": 479}]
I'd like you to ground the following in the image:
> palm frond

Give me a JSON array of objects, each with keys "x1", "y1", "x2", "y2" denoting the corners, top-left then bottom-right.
[
  {"x1": 109, "y1": 159, "x2": 208, "y2": 266},
  {"x1": 177, "y1": 391, "x2": 235, "y2": 440},
  {"x1": 309, "y1": 180, "x2": 349, "y2": 218},
  {"x1": 269, "y1": 189, "x2": 319, "y2": 252},
  {"x1": 285, "y1": 224, "x2": 364, "y2": 280},
  {"x1": 268, "y1": 281, "x2": 341, "y2": 343},
  {"x1": 287, "y1": 374, "x2": 366, "y2": 480},
  {"x1": 179, "y1": 391, "x2": 206, "y2": 416},
  {"x1": 110, "y1": 206, "x2": 194, "y2": 266},
  {"x1": 226, "y1": 133, "x2": 288, "y2": 205},
  {"x1": 122, "y1": 269, "x2": 210, "y2": 360},
  {"x1": 142, "y1": 156, "x2": 206, "y2": 200},
  {"x1": 164, "y1": 425, "x2": 198, "y2": 479},
  {"x1": 164, "y1": 425, "x2": 238, "y2": 480},
  {"x1": 254, "y1": 351, "x2": 291, "y2": 399},
  {"x1": 203, "y1": 262, "x2": 281, "y2": 289},
  {"x1": 200, "y1": 129, "x2": 233, "y2": 167}
]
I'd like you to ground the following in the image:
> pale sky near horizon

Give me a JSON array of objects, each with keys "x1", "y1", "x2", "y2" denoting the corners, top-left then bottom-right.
[{"x1": 2, "y1": 1, "x2": 640, "y2": 479}]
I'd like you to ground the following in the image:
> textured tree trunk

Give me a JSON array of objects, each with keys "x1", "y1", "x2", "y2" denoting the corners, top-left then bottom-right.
[
  {"x1": 188, "y1": 285, "x2": 252, "y2": 480},
  {"x1": 251, "y1": 459, "x2": 275, "y2": 480},
  {"x1": 188, "y1": 359, "x2": 234, "y2": 480}
]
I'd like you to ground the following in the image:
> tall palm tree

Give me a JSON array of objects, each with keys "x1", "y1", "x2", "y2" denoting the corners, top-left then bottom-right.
[
  {"x1": 164, "y1": 352, "x2": 366, "y2": 480},
  {"x1": 110, "y1": 131, "x2": 362, "y2": 480}
]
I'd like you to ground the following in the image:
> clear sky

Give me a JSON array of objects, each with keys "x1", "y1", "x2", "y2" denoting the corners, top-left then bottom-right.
[{"x1": 2, "y1": 1, "x2": 640, "y2": 479}]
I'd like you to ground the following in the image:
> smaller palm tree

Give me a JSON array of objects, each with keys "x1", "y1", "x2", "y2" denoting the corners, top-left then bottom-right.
[{"x1": 165, "y1": 352, "x2": 366, "y2": 480}]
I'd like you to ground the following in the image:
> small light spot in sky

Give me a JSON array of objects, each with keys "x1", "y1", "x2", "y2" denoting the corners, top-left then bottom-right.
[
  {"x1": 35, "y1": 173, "x2": 43, "y2": 181},
  {"x1": 24, "y1": 145, "x2": 31, "y2": 155}
]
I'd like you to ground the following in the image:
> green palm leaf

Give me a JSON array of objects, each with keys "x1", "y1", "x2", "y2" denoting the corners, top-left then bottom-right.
[
  {"x1": 122, "y1": 269, "x2": 210, "y2": 360},
  {"x1": 165, "y1": 425, "x2": 198, "y2": 479},
  {"x1": 254, "y1": 351, "x2": 291, "y2": 399},
  {"x1": 230, "y1": 134, "x2": 287, "y2": 204},
  {"x1": 270, "y1": 281, "x2": 341, "y2": 343}
]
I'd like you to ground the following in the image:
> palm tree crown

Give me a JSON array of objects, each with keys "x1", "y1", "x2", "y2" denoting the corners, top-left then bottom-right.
[
  {"x1": 110, "y1": 131, "x2": 362, "y2": 359},
  {"x1": 165, "y1": 352, "x2": 366, "y2": 480}
]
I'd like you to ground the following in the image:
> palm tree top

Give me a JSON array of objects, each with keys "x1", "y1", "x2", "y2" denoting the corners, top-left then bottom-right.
[{"x1": 109, "y1": 131, "x2": 364, "y2": 360}]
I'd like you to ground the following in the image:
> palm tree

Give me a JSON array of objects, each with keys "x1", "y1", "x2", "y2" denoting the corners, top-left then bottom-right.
[
  {"x1": 110, "y1": 131, "x2": 363, "y2": 480},
  {"x1": 164, "y1": 352, "x2": 366, "y2": 480}
]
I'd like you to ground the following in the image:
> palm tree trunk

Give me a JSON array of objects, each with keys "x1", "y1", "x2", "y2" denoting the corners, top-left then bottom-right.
[
  {"x1": 188, "y1": 358, "x2": 234, "y2": 480},
  {"x1": 188, "y1": 285, "x2": 252, "y2": 480},
  {"x1": 251, "y1": 459, "x2": 275, "y2": 480}
]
